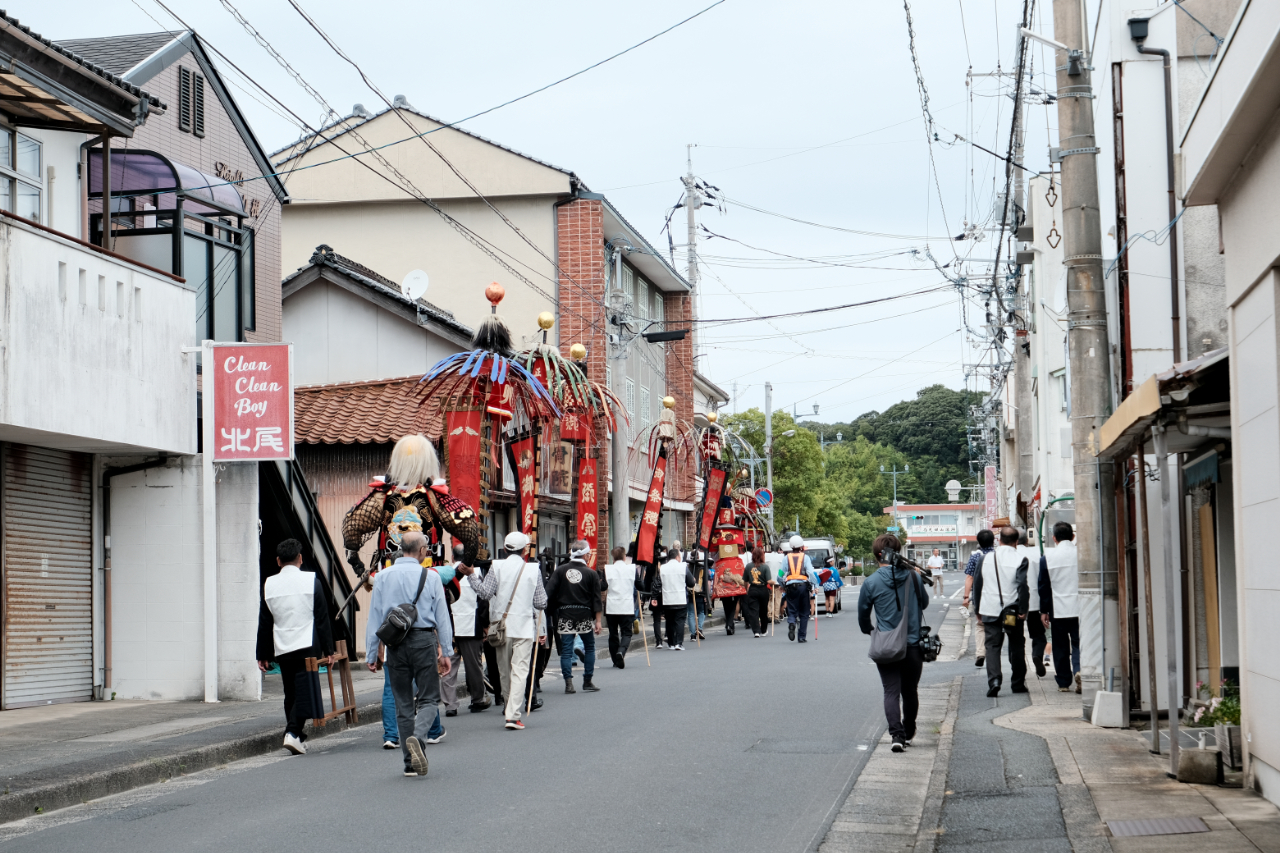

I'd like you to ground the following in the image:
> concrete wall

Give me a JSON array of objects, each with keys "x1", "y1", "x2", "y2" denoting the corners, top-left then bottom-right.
[
  {"x1": 283, "y1": 277, "x2": 461, "y2": 386},
  {"x1": 0, "y1": 218, "x2": 195, "y2": 455},
  {"x1": 107, "y1": 456, "x2": 260, "y2": 701}
]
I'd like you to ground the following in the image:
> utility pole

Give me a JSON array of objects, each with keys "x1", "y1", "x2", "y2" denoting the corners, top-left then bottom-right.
[
  {"x1": 764, "y1": 382, "x2": 774, "y2": 531},
  {"x1": 1012, "y1": 49, "x2": 1034, "y2": 527},
  {"x1": 1050, "y1": 0, "x2": 1119, "y2": 707},
  {"x1": 609, "y1": 247, "x2": 631, "y2": 553},
  {"x1": 683, "y1": 144, "x2": 701, "y2": 358}
]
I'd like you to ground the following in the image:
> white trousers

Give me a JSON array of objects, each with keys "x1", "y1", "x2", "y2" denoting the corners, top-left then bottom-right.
[{"x1": 496, "y1": 637, "x2": 534, "y2": 721}]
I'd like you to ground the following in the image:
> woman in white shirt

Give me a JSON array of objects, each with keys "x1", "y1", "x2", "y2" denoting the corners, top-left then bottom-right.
[{"x1": 603, "y1": 547, "x2": 638, "y2": 668}]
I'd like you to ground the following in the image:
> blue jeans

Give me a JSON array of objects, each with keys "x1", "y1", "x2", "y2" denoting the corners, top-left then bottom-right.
[
  {"x1": 382, "y1": 666, "x2": 444, "y2": 743},
  {"x1": 559, "y1": 631, "x2": 595, "y2": 680}
]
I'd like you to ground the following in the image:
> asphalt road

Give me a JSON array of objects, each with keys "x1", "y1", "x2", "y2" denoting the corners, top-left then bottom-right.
[{"x1": 0, "y1": 591, "x2": 956, "y2": 853}]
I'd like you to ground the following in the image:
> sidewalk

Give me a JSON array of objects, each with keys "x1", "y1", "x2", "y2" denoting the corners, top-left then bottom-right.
[
  {"x1": 817, "y1": 610, "x2": 1280, "y2": 853},
  {"x1": 0, "y1": 666, "x2": 385, "y2": 825}
]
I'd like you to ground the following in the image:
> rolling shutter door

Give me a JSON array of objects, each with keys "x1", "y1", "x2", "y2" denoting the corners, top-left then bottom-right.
[{"x1": 2, "y1": 444, "x2": 93, "y2": 709}]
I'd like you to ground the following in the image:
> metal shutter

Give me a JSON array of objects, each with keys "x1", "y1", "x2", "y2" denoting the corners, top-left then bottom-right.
[{"x1": 2, "y1": 444, "x2": 94, "y2": 709}]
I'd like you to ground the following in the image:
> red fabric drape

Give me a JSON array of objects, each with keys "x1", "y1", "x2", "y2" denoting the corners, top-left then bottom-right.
[
  {"x1": 446, "y1": 410, "x2": 483, "y2": 514},
  {"x1": 636, "y1": 445, "x2": 668, "y2": 564},
  {"x1": 577, "y1": 456, "x2": 599, "y2": 566},
  {"x1": 697, "y1": 467, "x2": 727, "y2": 550},
  {"x1": 512, "y1": 434, "x2": 538, "y2": 535}
]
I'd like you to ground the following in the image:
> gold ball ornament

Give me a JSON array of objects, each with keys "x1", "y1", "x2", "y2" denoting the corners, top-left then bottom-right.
[
  {"x1": 662, "y1": 396, "x2": 676, "y2": 409},
  {"x1": 706, "y1": 411, "x2": 718, "y2": 424},
  {"x1": 484, "y1": 282, "x2": 506, "y2": 306},
  {"x1": 537, "y1": 311, "x2": 555, "y2": 330},
  {"x1": 569, "y1": 343, "x2": 587, "y2": 361}
]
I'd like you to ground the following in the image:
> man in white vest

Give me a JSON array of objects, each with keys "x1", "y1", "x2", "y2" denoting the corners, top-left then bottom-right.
[
  {"x1": 970, "y1": 527, "x2": 1029, "y2": 697},
  {"x1": 446, "y1": 543, "x2": 493, "y2": 714},
  {"x1": 256, "y1": 539, "x2": 335, "y2": 756},
  {"x1": 603, "y1": 546, "x2": 637, "y2": 668},
  {"x1": 655, "y1": 549, "x2": 697, "y2": 650},
  {"x1": 1038, "y1": 521, "x2": 1081, "y2": 693},
  {"x1": 459, "y1": 531, "x2": 546, "y2": 730}
]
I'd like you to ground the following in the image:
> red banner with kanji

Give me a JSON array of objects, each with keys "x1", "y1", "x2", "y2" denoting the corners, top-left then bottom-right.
[
  {"x1": 562, "y1": 408, "x2": 591, "y2": 442},
  {"x1": 636, "y1": 445, "x2": 668, "y2": 565},
  {"x1": 446, "y1": 410, "x2": 483, "y2": 512},
  {"x1": 697, "y1": 466, "x2": 727, "y2": 550},
  {"x1": 512, "y1": 434, "x2": 538, "y2": 535},
  {"x1": 576, "y1": 456, "x2": 599, "y2": 566}
]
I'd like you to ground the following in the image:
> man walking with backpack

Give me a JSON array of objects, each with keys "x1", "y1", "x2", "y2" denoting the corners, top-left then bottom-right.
[
  {"x1": 365, "y1": 531, "x2": 453, "y2": 777},
  {"x1": 858, "y1": 533, "x2": 929, "y2": 752}
]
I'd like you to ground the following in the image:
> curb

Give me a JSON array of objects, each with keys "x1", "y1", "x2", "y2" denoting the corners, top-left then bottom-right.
[
  {"x1": 913, "y1": 676, "x2": 963, "y2": 853},
  {"x1": 0, "y1": 700, "x2": 382, "y2": 825}
]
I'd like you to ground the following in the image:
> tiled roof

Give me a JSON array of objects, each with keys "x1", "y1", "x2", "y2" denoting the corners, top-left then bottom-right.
[
  {"x1": 294, "y1": 376, "x2": 444, "y2": 445},
  {"x1": 54, "y1": 31, "x2": 178, "y2": 77},
  {"x1": 284, "y1": 244, "x2": 473, "y2": 339},
  {"x1": 0, "y1": 15, "x2": 166, "y2": 110}
]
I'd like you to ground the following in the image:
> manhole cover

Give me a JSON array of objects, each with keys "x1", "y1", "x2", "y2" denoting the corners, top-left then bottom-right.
[{"x1": 1107, "y1": 817, "x2": 1209, "y2": 837}]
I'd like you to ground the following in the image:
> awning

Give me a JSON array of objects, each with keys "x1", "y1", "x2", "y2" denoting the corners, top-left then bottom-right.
[
  {"x1": 1098, "y1": 347, "x2": 1230, "y2": 459},
  {"x1": 88, "y1": 149, "x2": 245, "y2": 217}
]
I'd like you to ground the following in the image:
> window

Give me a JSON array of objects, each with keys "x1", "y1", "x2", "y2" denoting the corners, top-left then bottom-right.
[
  {"x1": 622, "y1": 264, "x2": 635, "y2": 314},
  {"x1": 625, "y1": 378, "x2": 635, "y2": 417},
  {"x1": 178, "y1": 66, "x2": 205, "y2": 137},
  {"x1": 637, "y1": 277, "x2": 649, "y2": 321},
  {"x1": 640, "y1": 386, "x2": 651, "y2": 427},
  {"x1": 0, "y1": 127, "x2": 43, "y2": 222},
  {"x1": 653, "y1": 289, "x2": 664, "y2": 324},
  {"x1": 1050, "y1": 368, "x2": 1067, "y2": 410}
]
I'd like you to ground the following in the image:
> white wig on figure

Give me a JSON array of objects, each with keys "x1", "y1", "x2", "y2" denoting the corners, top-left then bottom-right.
[{"x1": 388, "y1": 434, "x2": 440, "y2": 488}]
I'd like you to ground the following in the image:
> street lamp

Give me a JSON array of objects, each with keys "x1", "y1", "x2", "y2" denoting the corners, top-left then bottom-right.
[{"x1": 880, "y1": 463, "x2": 909, "y2": 534}]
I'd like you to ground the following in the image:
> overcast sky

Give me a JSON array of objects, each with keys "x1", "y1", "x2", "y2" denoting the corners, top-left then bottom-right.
[{"x1": 29, "y1": 0, "x2": 1061, "y2": 421}]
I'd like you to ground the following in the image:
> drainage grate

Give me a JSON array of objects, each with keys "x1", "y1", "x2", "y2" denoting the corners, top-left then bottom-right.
[{"x1": 1107, "y1": 817, "x2": 1210, "y2": 837}]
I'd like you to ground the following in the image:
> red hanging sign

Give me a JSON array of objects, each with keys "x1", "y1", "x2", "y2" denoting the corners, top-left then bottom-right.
[
  {"x1": 211, "y1": 344, "x2": 293, "y2": 462},
  {"x1": 576, "y1": 456, "x2": 599, "y2": 566},
  {"x1": 512, "y1": 434, "x2": 538, "y2": 535},
  {"x1": 697, "y1": 467, "x2": 727, "y2": 550},
  {"x1": 562, "y1": 408, "x2": 591, "y2": 442},
  {"x1": 636, "y1": 445, "x2": 668, "y2": 565},
  {"x1": 446, "y1": 410, "x2": 483, "y2": 512}
]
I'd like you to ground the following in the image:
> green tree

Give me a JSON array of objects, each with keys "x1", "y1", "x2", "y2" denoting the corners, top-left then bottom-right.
[{"x1": 720, "y1": 408, "x2": 824, "y2": 537}]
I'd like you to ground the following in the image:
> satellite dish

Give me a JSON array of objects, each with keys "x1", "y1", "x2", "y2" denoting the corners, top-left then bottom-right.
[{"x1": 402, "y1": 269, "x2": 429, "y2": 301}]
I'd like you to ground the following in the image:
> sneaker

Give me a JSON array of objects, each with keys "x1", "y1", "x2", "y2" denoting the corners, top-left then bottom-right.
[
  {"x1": 403, "y1": 769, "x2": 417, "y2": 777},
  {"x1": 1058, "y1": 686, "x2": 1072, "y2": 693},
  {"x1": 799, "y1": 638, "x2": 808, "y2": 643},
  {"x1": 445, "y1": 709, "x2": 458, "y2": 717},
  {"x1": 469, "y1": 699, "x2": 492, "y2": 713},
  {"x1": 754, "y1": 633, "x2": 761, "y2": 638},
  {"x1": 904, "y1": 739, "x2": 913, "y2": 747},
  {"x1": 426, "y1": 730, "x2": 446, "y2": 744},
  {"x1": 674, "y1": 644, "x2": 684, "y2": 651},
  {"x1": 283, "y1": 733, "x2": 306, "y2": 755},
  {"x1": 612, "y1": 652, "x2": 625, "y2": 669},
  {"x1": 891, "y1": 739, "x2": 906, "y2": 753},
  {"x1": 504, "y1": 719, "x2": 524, "y2": 730},
  {"x1": 405, "y1": 736, "x2": 428, "y2": 775},
  {"x1": 382, "y1": 739, "x2": 399, "y2": 750},
  {"x1": 655, "y1": 642, "x2": 667, "y2": 650},
  {"x1": 975, "y1": 655, "x2": 985, "y2": 667},
  {"x1": 788, "y1": 624, "x2": 796, "y2": 641},
  {"x1": 827, "y1": 613, "x2": 833, "y2": 618},
  {"x1": 530, "y1": 696, "x2": 543, "y2": 711}
]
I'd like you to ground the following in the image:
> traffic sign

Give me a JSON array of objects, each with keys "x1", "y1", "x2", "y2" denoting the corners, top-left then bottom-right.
[
  {"x1": 755, "y1": 487, "x2": 773, "y2": 508},
  {"x1": 887, "y1": 525, "x2": 900, "y2": 532}
]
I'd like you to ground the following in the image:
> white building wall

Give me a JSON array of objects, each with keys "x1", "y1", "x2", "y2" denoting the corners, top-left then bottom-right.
[{"x1": 107, "y1": 456, "x2": 260, "y2": 701}]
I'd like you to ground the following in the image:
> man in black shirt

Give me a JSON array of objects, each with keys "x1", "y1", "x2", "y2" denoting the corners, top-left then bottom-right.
[
  {"x1": 545, "y1": 540, "x2": 603, "y2": 694},
  {"x1": 742, "y1": 547, "x2": 772, "y2": 637}
]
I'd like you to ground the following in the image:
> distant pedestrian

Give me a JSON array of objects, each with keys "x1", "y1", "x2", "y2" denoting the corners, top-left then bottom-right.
[
  {"x1": 1038, "y1": 522, "x2": 1082, "y2": 693},
  {"x1": 782, "y1": 535, "x2": 821, "y2": 642},
  {"x1": 364, "y1": 531, "x2": 453, "y2": 776},
  {"x1": 858, "y1": 533, "x2": 928, "y2": 752},
  {"x1": 971, "y1": 527, "x2": 1030, "y2": 697},
  {"x1": 926, "y1": 549, "x2": 945, "y2": 598},
  {"x1": 256, "y1": 538, "x2": 336, "y2": 756},
  {"x1": 546, "y1": 540, "x2": 603, "y2": 693},
  {"x1": 459, "y1": 531, "x2": 546, "y2": 730},
  {"x1": 962, "y1": 529, "x2": 995, "y2": 667},
  {"x1": 821, "y1": 557, "x2": 842, "y2": 617},
  {"x1": 603, "y1": 546, "x2": 637, "y2": 668},
  {"x1": 742, "y1": 547, "x2": 772, "y2": 636}
]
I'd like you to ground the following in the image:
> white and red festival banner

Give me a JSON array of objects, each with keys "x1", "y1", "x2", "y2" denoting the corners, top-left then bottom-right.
[
  {"x1": 697, "y1": 467, "x2": 727, "y2": 550},
  {"x1": 984, "y1": 464, "x2": 998, "y2": 529},
  {"x1": 635, "y1": 445, "x2": 669, "y2": 565},
  {"x1": 512, "y1": 434, "x2": 538, "y2": 535},
  {"x1": 212, "y1": 343, "x2": 293, "y2": 462}
]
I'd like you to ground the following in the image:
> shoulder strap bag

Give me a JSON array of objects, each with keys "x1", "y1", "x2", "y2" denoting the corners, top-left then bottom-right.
[
  {"x1": 375, "y1": 567, "x2": 428, "y2": 648},
  {"x1": 995, "y1": 555, "x2": 1027, "y2": 627},
  {"x1": 868, "y1": 569, "x2": 914, "y2": 663},
  {"x1": 485, "y1": 560, "x2": 529, "y2": 649}
]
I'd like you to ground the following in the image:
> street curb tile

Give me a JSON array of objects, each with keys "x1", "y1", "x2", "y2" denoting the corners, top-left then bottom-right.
[
  {"x1": 0, "y1": 701, "x2": 381, "y2": 826},
  {"x1": 914, "y1": 676, "x2": 963, "y2": 853}
]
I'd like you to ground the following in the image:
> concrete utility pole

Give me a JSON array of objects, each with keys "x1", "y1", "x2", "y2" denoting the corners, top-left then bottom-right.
[
  {"x1": 609, "y1": 247, "x2": 630, "y2": 552},
  {"x1": 684, "y1": 144, "x2": 700, "y2": 294},
  {"x1": 1012, "y1": 65, "x2": 1034, "y2": 526},
  {"x1": 1050, "y1": 0, "x2": 1118, "y2": 701},
  {"x1": 764, "y1": 381, "x2": 774, "y2": 530}
]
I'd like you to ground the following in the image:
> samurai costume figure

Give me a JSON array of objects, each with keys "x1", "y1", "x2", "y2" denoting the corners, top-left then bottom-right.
[
  {"x1": 710, "y1": 498, "x2": 748, "y2": 636},
  {"x1": 341, "y1": 434, "x2": 486, "y2": 586}
]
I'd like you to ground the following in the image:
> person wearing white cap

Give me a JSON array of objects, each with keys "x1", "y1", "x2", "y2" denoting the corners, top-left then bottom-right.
[
  {"x1": 457, "y1": 530, "x2": 546, "y2": 730},
  {"x1": 781, "y1": 535, "x2": 822, "y2": 642},
  {"x1": 546, "y1": 540, "x2": 604, "y2": 693}
]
